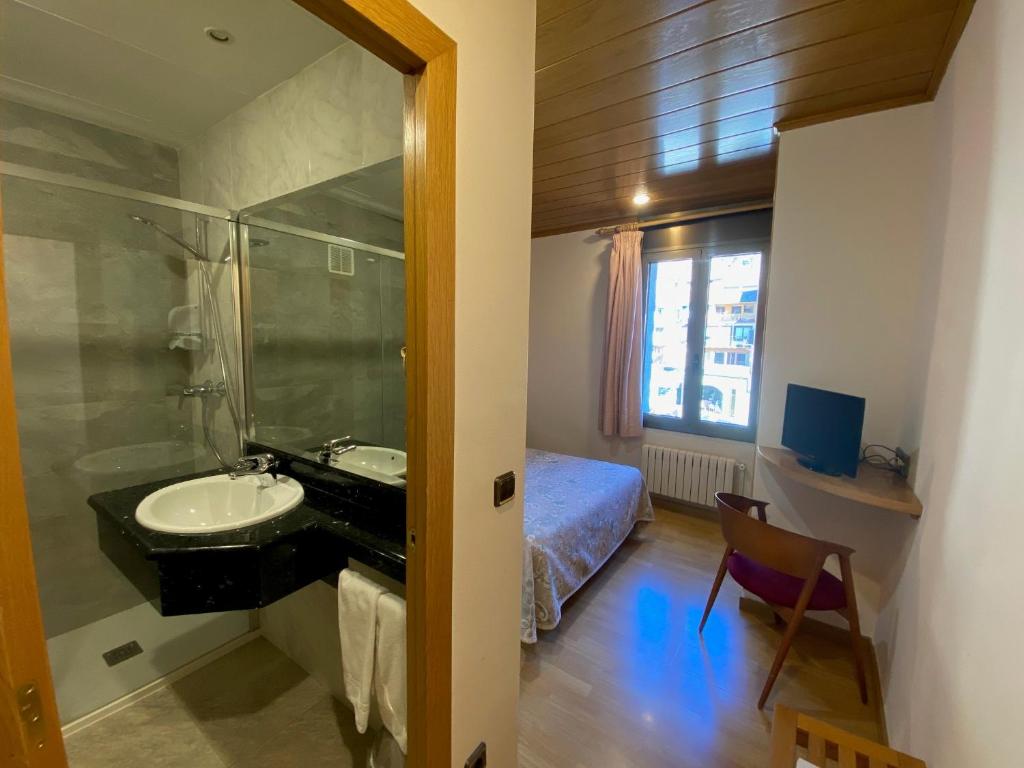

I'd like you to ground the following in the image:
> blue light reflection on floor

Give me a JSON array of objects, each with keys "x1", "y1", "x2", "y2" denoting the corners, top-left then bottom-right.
[{"x1": 611, "y1": 571, "x2": 758, "y2": 759}]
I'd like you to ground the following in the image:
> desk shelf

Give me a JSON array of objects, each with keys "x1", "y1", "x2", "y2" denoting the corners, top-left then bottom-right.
[{"x1": 757, "y1": 446, "x2": 923, "y2": 518}]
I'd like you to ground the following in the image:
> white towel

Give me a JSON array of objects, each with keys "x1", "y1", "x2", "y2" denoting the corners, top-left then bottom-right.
[
  {"x1": 368, "y1": 729, "x2": 406, "y2": 768},
  {"x1": 338, "y1": 569, "x2": 386, "y2": 733},
  {"x1": 374, "y1": 592, "x2": 407, "y2": 754}
]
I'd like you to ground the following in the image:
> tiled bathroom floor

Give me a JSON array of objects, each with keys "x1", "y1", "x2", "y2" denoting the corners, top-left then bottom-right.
[{"x1": 65, "y1": 637, "x2": 372, "y2": 768}]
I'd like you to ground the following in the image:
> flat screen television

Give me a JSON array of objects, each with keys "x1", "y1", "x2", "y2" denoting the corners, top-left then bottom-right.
[{"x1": 781, "y1": 384, "x2": 865, "y2": 477}]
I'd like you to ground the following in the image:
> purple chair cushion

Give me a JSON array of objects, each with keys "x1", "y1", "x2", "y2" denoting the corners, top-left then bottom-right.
[{"x1": 727, "y1": 552, "x2": 847, "y2": 611}]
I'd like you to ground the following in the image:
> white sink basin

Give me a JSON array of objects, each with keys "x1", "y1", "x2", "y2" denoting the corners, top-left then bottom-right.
[
  {"x1": 330, "y1": 447, "x2": 406, "y2": 487},
  {"x1": 73, "y1": 440, "x2": 204, "y2": 478},
  {"x1": 135, "y1": 474, "x2": 304, "y2": 534}
]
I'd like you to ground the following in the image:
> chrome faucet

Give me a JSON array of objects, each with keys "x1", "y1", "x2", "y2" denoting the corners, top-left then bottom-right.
[
  {"x1": 319, "y1": 436, "x2": 357, "y2": 462},
  {"x1": 229, "y1": 453, "x2": 278, "y2": 480},
  {"x1": 181, "y1": 380, "x2": 226, "y2": 398}
]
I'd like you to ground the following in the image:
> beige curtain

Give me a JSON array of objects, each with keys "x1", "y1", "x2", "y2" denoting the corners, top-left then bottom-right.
[{"x1": 600, "y1": 224, "x2": 645, "y2": 437}]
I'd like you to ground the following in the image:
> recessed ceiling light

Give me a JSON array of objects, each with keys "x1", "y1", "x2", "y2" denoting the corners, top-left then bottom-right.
[
  {"x1": 205, "y1": 27, "x2": 233, "y2": 44},
  {"x1": 633, "y1": 191, "x2": 651, "y2": 206}
]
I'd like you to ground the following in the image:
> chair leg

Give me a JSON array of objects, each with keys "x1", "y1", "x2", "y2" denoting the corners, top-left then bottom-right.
[
  {"x1": 699, "y1": 548, "x2": 731, "y2": 633},
  {"x1": 758, "y1": 571, "x2": 819, "y2": 709},
  {"x1": 840, "y1": 557, "x2": 869, "y2": 704}
]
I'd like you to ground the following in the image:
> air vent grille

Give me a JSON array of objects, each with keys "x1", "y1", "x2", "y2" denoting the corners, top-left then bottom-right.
[{"x1": 328, "y1": 244, "x2": 355, "y2": 276}]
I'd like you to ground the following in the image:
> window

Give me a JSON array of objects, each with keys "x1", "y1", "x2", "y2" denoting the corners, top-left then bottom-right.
[
  {"x1": 732, "y1": 325, "x2": 754, "y2": 345},
  {"x1": 642, "y1": 243, "x2": 767, "y2": 442}
]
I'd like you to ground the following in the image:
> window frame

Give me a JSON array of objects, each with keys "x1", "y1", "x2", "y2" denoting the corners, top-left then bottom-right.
[{"x1": 641, "y1": 237, "x2": 770, "y2": 443}]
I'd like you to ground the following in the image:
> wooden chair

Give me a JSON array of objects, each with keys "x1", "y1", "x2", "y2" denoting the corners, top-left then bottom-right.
[
  {"x1": 770, "y1": 705, "x2": 925, "y2": 767},
  {"x1": 699, "y1": 492, "x2": 868, "y2": 709}
]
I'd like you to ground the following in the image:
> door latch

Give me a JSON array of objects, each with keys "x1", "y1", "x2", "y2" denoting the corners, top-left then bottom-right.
[{"x1": 17, "y1": 682, "x2": 46, "y2": 750}]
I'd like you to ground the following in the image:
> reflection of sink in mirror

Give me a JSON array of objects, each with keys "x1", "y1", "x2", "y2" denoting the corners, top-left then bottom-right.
[
  {"x1": 135, "y1": 474, "x2": 304, "y2": 534},
  {"x1": 73, "y1": 441, "x2": 204, "y2": 481},
  {"x1": 253, "y1": 425, "x2": 314, "y2": 445},
  {"x1": 330, "y1": 447, "x2": 407, "y2": 487}
]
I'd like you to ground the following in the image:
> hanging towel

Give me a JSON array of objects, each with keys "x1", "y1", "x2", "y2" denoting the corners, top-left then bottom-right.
[
  {"x1": 338, "y1": 569, "x2": 386, "y2": 733},
  {"x1": 368, "y1": 728, "x2": 406, "y2": 768},
  {"x1": 374, "y1": 592, "x2": 407, "y2": 754}
]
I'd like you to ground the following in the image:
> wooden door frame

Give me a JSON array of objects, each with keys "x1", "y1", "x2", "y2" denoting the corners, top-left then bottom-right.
[
  {"x1": 0, "y1": 201, "x2": 68, "y2": 767},
  {"x1": 0, "y1": 1, "x2": 455, "y2": 766}
]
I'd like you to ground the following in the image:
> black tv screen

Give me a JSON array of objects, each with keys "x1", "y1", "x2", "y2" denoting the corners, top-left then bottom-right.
[{"x1": 781, "y1": 384, "x2": 865, "y2": 477}]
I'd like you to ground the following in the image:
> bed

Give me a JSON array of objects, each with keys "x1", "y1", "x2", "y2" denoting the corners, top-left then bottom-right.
[{"x1": 521, "y1": 449, "x2": 654, "y2": 643}]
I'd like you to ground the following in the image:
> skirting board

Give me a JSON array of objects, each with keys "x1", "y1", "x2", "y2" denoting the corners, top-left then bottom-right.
[
  {"x1": 650, "y1": 494, "x2": 718, "y2": 521},
  {"x1": 60, "y1": 629, "x2": 263, "y2": 738},
  {"x1": 738, "y1": 596, "x2": 888, "y2": 745}
]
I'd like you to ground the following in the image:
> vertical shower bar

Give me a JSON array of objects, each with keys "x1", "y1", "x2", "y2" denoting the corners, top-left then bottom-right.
[
  {"x1": 228, "y1": 219, "x2": 248, "y2": 453},
  {"x1": 235, "y1": 223, "x2": 257, "y2": 446}
]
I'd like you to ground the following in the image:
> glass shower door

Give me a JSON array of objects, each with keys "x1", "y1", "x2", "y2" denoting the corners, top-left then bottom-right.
[{"x1": 0, "y1": 171, "x2": 250, "y2": 723}]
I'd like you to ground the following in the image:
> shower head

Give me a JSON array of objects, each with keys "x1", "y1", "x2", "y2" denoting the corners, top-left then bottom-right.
[{"x1": 128, "y1": 214, "x2": 206, "y2": 261}]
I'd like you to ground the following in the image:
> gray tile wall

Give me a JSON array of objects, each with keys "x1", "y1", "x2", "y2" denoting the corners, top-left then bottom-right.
[
  {"x1": 0, "y1": 99, "x2": 179, "y2": 195},
  {"x1": 179, "y1": 42, "x2": 404, "y2": 211}
]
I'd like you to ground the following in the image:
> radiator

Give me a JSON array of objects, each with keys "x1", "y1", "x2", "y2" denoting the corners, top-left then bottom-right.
[{"x1": 640, "y1": 445, "x2": 742, "y2": 507}]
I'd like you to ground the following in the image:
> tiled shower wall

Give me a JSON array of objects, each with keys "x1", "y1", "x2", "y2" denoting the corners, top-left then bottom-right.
[{"x1": 178, "y1": 41, "x2": 403, "y2": 211}]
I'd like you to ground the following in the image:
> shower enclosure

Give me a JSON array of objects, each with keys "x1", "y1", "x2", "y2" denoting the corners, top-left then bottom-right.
[
  {"x1": 0, "y1": 162, "x2": 250, "y2": 723},
  {"x1": 0, "y1": 163, "x2": 406, "y2": 725}
]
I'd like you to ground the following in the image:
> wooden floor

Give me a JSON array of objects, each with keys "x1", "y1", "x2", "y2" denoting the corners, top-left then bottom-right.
[{"x1": 519, "y1": 508, "x2": 883, "y2": 768}]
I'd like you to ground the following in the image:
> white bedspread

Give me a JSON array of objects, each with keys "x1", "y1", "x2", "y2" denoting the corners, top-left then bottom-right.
[{"x1": 521, "y1": 449, "x2": 654, "y2": 643}]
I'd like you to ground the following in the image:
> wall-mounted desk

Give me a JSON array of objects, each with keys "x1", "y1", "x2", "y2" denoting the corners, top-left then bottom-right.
[{"x1": 757, "y1": 446, "x2": 923, "y2": 518}]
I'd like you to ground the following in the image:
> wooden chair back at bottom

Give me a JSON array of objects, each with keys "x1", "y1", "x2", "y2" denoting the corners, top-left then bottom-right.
[{"x1": 770, "y1": 705, "x2": 926, "y2": 768}]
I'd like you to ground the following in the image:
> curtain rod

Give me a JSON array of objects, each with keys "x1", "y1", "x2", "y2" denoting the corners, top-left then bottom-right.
[{"x1": 594, "y1": 200, "x2": 774, "y2": 236}]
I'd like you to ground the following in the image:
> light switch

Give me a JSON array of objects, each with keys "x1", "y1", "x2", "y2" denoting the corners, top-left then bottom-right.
[{"x1": 493, "y1": 472, "x2": 515, "y2": 507}]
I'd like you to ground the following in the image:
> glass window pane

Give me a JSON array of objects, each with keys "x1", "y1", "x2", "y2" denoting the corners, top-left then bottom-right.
[
  {"x1": 701, "y1": 252, "x2": 762, "y2": 426},
  {"x1": 645, "y1": 259, "x2": 693, "y2": 418}
]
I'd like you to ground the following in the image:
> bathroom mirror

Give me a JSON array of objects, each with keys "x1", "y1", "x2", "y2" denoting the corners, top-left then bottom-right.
[{"x1": 239, "y1": 158, "x2": 406, "y2": 474}]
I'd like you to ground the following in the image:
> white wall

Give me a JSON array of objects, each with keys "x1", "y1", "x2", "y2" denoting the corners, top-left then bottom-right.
[
  {"x1": 753, "y1": 103, "x2": 935, "y2": 633},
  {"x1": 528, "y1": 230, "x2": 756, "y2": 494},
  {"x1": 404, "y1": 1, "x2": 536, "y2": 766},
  {"x1": 873, "y1": 2, "x2": 1024, "y2": 764},
  {"x1": 751, "y1": 4, "x2": 1024, "y2": 761}
]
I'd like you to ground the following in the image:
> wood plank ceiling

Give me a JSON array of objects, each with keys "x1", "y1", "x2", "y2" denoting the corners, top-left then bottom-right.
[{"x1": 532, "y1": 0, "x2": 975, "y2": 237}]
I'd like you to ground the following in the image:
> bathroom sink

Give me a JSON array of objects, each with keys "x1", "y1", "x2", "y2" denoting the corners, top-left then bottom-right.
[
  {"x1": 330, "y1": 447, "x2": 407, "y2": 487},
  {"x1": 135, "y1": 474, "x2": 304, "y2": 534},
  {"x1": 73, "y1": 441, "x2": 204, "y2": 478}
]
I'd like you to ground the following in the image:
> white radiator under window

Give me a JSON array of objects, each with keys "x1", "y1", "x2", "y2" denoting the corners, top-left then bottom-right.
[{"x1": 640, "y1": 445, "x2": 742, "y2": 507}]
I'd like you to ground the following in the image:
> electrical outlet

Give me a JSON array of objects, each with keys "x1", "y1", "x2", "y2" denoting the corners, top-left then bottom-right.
[
  {"x1": 465, "y1": 742, "x2": 486, "y2": 768},
  {"x1": 895, "y1": 447, "x2": 911, "y2": 478}
]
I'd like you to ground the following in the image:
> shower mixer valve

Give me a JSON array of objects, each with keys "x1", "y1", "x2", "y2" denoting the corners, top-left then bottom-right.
[
  {"x1": 178, "y1": 380, "x2": 225, "y2": 407},
  {"x1": 182, "y1": 380, "x2": 226, "y2": 397}
]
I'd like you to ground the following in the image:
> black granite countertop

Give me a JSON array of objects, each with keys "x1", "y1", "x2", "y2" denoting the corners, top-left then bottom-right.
[{"x1": 90, "y1": 445, "x2": 406, "y2": 616}]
